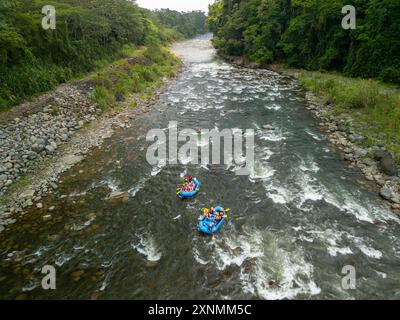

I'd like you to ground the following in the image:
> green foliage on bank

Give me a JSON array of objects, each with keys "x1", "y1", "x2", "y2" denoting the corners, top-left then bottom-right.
[
  {"x1": 296, "y1": 70, "x2": 400, "y2": 158},
  {"x1": 0, "y1": 0, "x2": 207, "y2": 110},
  {"x1": 90, "y1": 41, "x2": 181, "y2": 110},
  {"x1": 207, "y1": 0, "x2": 400, "y2": 84}
]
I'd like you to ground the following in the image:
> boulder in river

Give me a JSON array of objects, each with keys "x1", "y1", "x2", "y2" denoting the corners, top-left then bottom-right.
[
  {"x1": 146, "y1": 260, "x2": 159, "y2": 268},
  {"x1": 379, "y1": 153, "x2": 398, "y2": 176},
  {"x1": 262, "y1": 124, "x2": 275, "y2": 131}
]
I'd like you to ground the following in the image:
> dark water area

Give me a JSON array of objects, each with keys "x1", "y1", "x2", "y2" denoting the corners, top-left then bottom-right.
[{"x1": 1, "y1": 35, "x2": 399, "y2": 300}]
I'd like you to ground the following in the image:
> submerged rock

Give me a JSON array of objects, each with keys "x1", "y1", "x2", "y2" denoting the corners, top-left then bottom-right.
[
  {"x1": 146, "y1": 260, "x2": 159, "y2": 268},
  {"x1": 262, "y1": 124, "x2": 275, "y2": 131},
  {"x1": 42, "y1": 214, "x2": 52, "y2": 221}
]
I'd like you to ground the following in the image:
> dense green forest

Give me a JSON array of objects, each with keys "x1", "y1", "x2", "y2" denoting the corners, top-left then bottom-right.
[
  {"x1": 0, "y1": 0, "x2": 207, "y2": 109},
  {"x1": 207, "y1": 0, "x2": 400, "y2": 83},
  {"x1": 148, "y1": 9, "x2": 208, "y2": 40}
]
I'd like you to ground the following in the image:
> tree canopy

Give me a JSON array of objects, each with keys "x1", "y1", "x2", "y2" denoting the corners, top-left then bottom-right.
[
  {"x1": 0, "y1": 0, "x2": 207, "y2": 108},
  {"x1": 207, "y1": 0, "x2": 400, "y2": 83}
]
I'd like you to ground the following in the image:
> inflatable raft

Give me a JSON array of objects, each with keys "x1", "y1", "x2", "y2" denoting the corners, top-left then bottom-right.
[
  {"x1": 198, "y1": 206, "x2": 227, "y2": 235},
  {"x1": 177, "y1": 178, "x2": 200, "y2": 199}
]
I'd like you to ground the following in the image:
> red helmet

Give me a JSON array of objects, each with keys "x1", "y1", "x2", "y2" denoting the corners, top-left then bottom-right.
[{"x1": 188, "y1": 175, "x2": 193, "y2": 180}]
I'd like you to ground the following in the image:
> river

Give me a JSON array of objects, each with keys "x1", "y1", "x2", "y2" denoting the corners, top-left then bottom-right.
[{"x1": 0, "y1": 35, "x2": 399, "y2": 300}]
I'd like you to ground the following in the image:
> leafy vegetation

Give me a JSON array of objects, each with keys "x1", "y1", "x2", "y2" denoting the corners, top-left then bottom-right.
[
  {"x1": 207, "y1": 0, "x2": 400, "y2": 83},
  {"x1": 147, "y1": 9, "x2": 208, "y2": 40},
  {"x1": 0, "y1": 0, "x2": 207, "y2": 110},
  {"x1": 90, "y1": 43, "x2": 181, "y2": 110},
  {"x1": 289, "y1": 68, "x2": 400, "y2": 158}
]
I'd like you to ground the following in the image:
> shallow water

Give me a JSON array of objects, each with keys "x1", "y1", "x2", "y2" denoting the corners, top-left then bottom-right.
[{"x1": 1, "y1": 35, "x2": 400, "y2": 300}]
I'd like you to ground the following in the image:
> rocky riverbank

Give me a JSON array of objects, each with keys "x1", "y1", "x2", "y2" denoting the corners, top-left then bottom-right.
[
  {"x1": 304, "y1": 92, "x2": 400, "y2": 215},
  {"x1": 0, "y1": 64, "x2": 182, "y2": 234}
]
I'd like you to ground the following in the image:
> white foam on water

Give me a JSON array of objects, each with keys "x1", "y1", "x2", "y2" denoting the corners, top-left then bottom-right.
[
  {"x1": 265, "y1": 103, "x2": 281, "y2": 111},
  {"x1": 355, "y1": 243, "x2": 383, "y2": 259},
  {"x1": 168, "y1": 96, "x2": 181, "y2": 103},
  {"x1": 323, "y1": 191, "x2": 397, "y2": 224},
  {"x1": 100, "y1": 177, "x2": 119, "y2": 192},
  {"x1": 249, "y1": 161, "x2": 275, "y2": 182},
  {"x1": 131, "y1": 234, "x2": 162, "y2": 262},
  {"x1": 212, "y1": 232, "x2": 264, "y2": 271},
  {"x1": 151, "y1": 159, "x2": 166, "y2": 176},
  {"x1": 301, "y1": 228, "x2": 384, "y2": 261},
  {"x1": 294, "y1": 171, "x2": 324, "y2": 210},
  {"x1": 193, "y1": 247, "x2": 209, "y2": 265},
  {"x1": 258, "y1": 129, "x2": 286, "y2": 142},
  {"x1": 128, "y1": 177, "x2": 148, "y2": 198},
  {"x1": 209, "y1": 227, "x2": 322, "y2": 300},
  {"x1": 242, "y1": 252, "x2": 321, "y2": 300},
  {"x1": 305, "y1": 129, "x2": 325, "y2": 141},
  {"x1": 22, "y1": 281, "x2": 38, "y2": 292},
  {"x1": 298, "y1": 158, "x2": 320, "y2": 173},
  {"x1": 55, "y1": 253, "x2": 73, "y2": 267},
  {"x1": 180, "y1": 168, "x2": 188, "y2": 178},
  {"x1": 327, "y1": 246, "x2": 353, "y2": 257},
  {"x1": 266, "y1": 184, "x2": 292, "y2": 204}
]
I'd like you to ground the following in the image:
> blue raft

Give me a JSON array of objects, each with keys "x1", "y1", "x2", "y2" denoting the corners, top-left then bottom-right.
[
  {"x1": 177, "y1": 178, "x2": 200, "y2": 199},
  {"x1": 198, "y1": 206, "x2": 227, "y2": 235}
]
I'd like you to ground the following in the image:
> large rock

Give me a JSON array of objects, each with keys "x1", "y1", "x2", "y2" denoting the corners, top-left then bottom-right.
[
  {"x1": 108, "y1": 191, "x2": 129, "y2": 201},
  {"x1": 45, "y1": 145, "x2": 56, "y2": 154},
  {"x1": 262, "y1": 125, "x2": 275, "y2": 131},
  {"x1": 4, "y1": 162, "x2": 13, "y2": 169},
  {"x1": 380, "y1": 186, "x2": 394, "y2": 201},
  {"x1": 379, "y1": 153, "x2": 398, "y2": 176},
  {"x1": 0, "y1": 165, "x2": 6, "y2": 173},
  {"x1": 349, "y1": 133, "x2": 367, "y2": 144}
]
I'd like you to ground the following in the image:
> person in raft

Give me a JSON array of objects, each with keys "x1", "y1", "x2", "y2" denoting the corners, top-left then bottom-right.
[
  {"x1": 182, "y1": 176, "x2": 195, "y2": 192},
  {"x1": 215, "y1": 211, "x2": 223, "y2": 222},
  {"x1": 203, "y1": 208, "x2": 214, "y2": 219}
]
